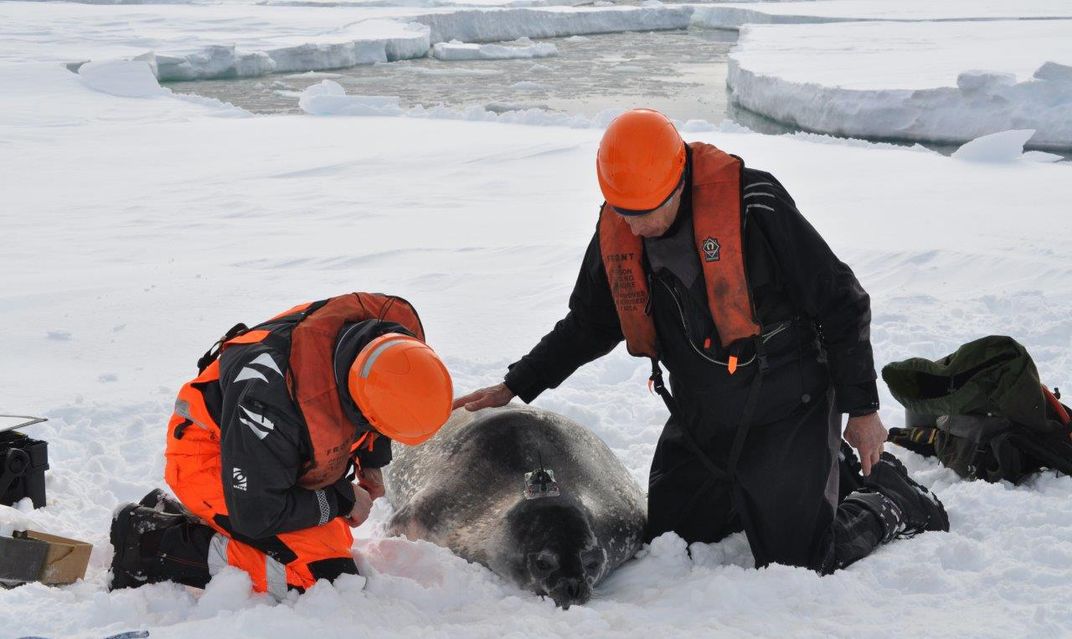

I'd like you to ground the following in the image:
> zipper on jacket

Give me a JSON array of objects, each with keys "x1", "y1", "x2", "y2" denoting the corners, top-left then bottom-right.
[
  {"x1": 645, "y1": 273, "x2": 655, "y2": 316},
  {"x1": 657, "y1": 277, "x2": 757, "y2": 369}
]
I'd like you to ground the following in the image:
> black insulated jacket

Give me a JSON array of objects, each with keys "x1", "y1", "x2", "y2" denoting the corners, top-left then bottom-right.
[{"x1": 504, "y1": 165, "x2": 879, "y2": 424}]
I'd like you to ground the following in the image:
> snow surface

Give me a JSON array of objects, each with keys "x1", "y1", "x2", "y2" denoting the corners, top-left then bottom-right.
[
  {"x1": 728, "y1": 20, "x2": 1072, "y2": 149},
  {"x1": 3, "y1": 53, "x2": 1072, "y2": 638}
]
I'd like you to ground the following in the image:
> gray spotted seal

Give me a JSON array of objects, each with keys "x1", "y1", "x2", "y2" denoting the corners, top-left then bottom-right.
[{"x1": 384, "y1": 406, "x2": 646, "y2": 608}]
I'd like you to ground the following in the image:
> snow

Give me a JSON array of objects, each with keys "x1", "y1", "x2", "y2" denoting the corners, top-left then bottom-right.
[
  {"x1": 432, "y1": 38, "x2": 557, "y2": 61},
  {"x1": 299, "y1": 81, "x2": 404, "y2": 115},
  {"x1": 691, "y1": 0, "x2": 1072, "y2": 30},
  {"x1": 951, "y1": 129, "x2": 1039, "y2": 163},
  {"x1": 410, "y1": 6, "x2": 692, "y2": 44},
  {"x1": 0, "y1": 1, "x2": 691, "y2": 81},
  {"x1": 4, "y1": 1, "x2": 1072, "y2": 637},
  {"x1": 78, "y1": 59, "x2": 168, "y2": 98},
  {"x1": 3, "y1": 52, "x2": 1072, "y2": 637},
  {"x1": 728, "y1": 20, "x2": 1072, "y2": 149}
]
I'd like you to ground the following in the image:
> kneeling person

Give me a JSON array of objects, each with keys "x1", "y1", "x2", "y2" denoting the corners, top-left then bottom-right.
[{"x1": 109, "y1": 293, "x2": 452, "y2": 596}]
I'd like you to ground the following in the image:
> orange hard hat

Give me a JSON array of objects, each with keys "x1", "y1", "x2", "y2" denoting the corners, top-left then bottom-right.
[
  {"x1": 348, "y1": 333, "x2": 453, "y2": 446},
  {"x1": 596, "y1": 108, "x2": 686, "y2": 213}
]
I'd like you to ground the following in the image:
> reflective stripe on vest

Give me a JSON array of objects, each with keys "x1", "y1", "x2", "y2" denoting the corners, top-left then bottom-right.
[{"x1": 599, "y1": 142, "x2": 760, "y2": 358}]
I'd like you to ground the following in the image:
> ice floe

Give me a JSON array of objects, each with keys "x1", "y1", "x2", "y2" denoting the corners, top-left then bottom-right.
[
  {"x1": 728, "y1": 20, "x2": 1072, "y2": 149},
  {"x1": 431, "y1": 37, "x2": 556, "y2": 61}
]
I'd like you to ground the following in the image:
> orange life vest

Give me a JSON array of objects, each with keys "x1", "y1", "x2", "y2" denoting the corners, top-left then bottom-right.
[
  {"x1": 167, "y1": 292, "x2": 425, "y2": 491},
  {"x1": 599, "y1": 142, "x2": 760, "y2": 360}
]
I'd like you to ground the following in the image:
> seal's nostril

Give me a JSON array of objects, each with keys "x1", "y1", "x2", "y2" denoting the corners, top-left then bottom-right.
[{"x1": 566, "y1": 578, "x2": 581, "y2": 598}]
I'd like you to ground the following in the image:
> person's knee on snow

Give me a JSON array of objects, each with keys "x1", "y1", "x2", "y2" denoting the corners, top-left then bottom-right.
[{"x1": 454, "y1": 108, "x2": 949, "y2": 575}]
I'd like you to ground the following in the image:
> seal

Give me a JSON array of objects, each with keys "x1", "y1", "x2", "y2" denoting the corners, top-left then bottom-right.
[{"x1": 384, "y1": 406, "x2": 646, "y2": 608}]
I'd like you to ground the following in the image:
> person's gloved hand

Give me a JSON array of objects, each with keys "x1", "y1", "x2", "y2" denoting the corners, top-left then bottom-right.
[
  {"x1": 452, "y1": 383, "x2": 515, "y2": 411},
  {"x1": 844, "y1": 412, "x2": 888, "y2": 476},
  {"x1": 358, "y1": 467, "x2": 385, "y2": 501},
  {"x1": 345, "y1": 484, "x2": 374, "y2": 527}
]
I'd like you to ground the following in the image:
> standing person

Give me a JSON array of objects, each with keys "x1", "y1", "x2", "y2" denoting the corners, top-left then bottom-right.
[
  {"x1": 109, "y1": 292, "x2": 453, "y2": 596},
  {"x1": 455, "y1": 109, "x2": 947, "y2": 573}
]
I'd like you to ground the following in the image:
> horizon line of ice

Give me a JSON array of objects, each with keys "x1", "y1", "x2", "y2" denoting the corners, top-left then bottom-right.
[
  {"x1": 728, "y1": 60, "x2": 1072, "y2": 151},
  {"x1": 688, "y1": 6, "x2": 1072, "y2": 31},
  {"x1": 79, "y1": 5, "x2": 691, "y2": 83}
]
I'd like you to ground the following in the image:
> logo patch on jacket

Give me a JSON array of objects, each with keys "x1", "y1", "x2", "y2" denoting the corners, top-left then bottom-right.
[
  {"x1": 239, "y1": 404, "x2": 275, "y2": 441},
  {"x1": 701, "y1": 237, "x2": 721, "y2": 262},
  {"x1": 233, "y1": 467, "x2": 247, "y2": 491}
]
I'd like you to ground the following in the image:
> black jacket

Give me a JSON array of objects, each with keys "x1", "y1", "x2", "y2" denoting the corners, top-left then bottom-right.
[
  {"x1": 215, "y1": 319, "x2": 404, "y2": 539},
  {"x1": 504, "y1": 162, "x2": 879, "y2": 422}
]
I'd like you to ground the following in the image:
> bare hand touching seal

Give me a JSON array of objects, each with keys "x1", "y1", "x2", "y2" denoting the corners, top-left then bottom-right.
[
  {"x1": 844, "y1": 412, "x2": 888, "y2": 476},
  {"x1": 358, "y1": 467, "x2": 385, "y2": 500},
  {"x1": 452, "y1": 383, "x2": 515, "y2": 411},
  {"x1": 345, "y1": 484, "x2": 374, "y2": 527}
]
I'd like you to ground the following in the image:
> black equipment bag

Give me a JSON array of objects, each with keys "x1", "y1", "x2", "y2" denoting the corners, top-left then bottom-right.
[
  {"x1": 0, "y1": 429, "x2": 49, "y2": 509},
  {"x1": 884, "y1": 336, "x2": 1072, "y2": 484}
]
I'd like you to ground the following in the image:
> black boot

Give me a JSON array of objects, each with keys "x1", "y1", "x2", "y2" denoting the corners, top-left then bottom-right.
[
  {"x1": 109, "y1": 503, "x2": 214, "y2": 591},
  {"x1": 861, "y1": 452, "x2": 949, "y2": 538},
  {"x1": 826, "y1": 491, "x2": 894, "y2": 571},
  {"x1": 138, "y1": 488, "x2": 190, "y2": 517}
]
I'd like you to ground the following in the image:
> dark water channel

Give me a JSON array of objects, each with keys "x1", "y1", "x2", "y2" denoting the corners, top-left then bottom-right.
[
  {"x1": 168, "y1": 28, "x2": 762, "y2": 124},
  {"x1": 166, "y1": 28, "x2": 1070, "y2": 161}
]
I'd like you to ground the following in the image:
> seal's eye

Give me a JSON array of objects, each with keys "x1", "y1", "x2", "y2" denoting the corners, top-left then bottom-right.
[
  {"x1": 531, "y1": 551, "x2": 559, "y2": 574},
  {"x1": 581, "y1": 549, "x2": 603, "y2": 575}
]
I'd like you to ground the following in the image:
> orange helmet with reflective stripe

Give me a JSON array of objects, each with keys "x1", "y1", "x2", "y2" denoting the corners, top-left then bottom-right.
[
  {"x1": 596, "y1": 108, "x2": 686, "y2": 212},
  {"x1": 348, "y1": 333, "x2": 453, "y2": 446}
]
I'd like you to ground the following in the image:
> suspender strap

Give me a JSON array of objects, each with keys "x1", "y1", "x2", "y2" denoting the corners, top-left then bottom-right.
[
  {"x1": 647, "y1": 337, "x2": 769, "y2": 484},
  {"x1": 727, "y1": 341, "x2": 768, "y2": 478}
]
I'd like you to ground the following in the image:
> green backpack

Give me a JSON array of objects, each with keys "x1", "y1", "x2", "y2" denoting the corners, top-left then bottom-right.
[{"x1": 883, "y1": 336, "x2": 1072, "y2": 484}]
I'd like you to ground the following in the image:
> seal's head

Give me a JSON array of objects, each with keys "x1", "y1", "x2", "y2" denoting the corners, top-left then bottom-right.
[{"x1": 504, "y1": 498, "x2": 607, "y2": 609}]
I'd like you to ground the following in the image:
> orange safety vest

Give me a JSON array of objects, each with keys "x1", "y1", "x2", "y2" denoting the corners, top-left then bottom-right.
[
  {"x1": 599, "y1": 142, "x2": 760, "y2": 361},
  {"x1": 167, "y1": 292, "x2": 425, "y2": 491}
]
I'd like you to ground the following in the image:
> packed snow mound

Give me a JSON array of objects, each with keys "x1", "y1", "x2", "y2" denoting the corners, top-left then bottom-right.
[
  {"x1": 729, "y1": 21, "x2": 1072, "y2": 149},
  {"x1": 78, "y1": 59, "x2": 166, "y2": 98},
  {"x1": 432, "y1": 38, "x2": 557, "y2": 61},
  {"x1": 950, "y1": 129, "x2": 1065, "y2": 163},
  {"x1": 0, "y1": 62, "x2": 244, "y2": 128},
  {"x1": 952, "y1": 129, "x2": 1037, "y2": 162},
  {"x1": 300, "y1": 80, "x2": 404, "y2": 115}
]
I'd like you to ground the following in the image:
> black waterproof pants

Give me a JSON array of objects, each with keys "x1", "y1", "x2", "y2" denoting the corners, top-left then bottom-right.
[{"x1": 645, "y1": 386, "x2": 883, "y2": 573}]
